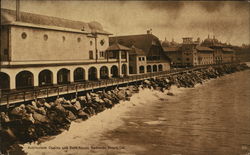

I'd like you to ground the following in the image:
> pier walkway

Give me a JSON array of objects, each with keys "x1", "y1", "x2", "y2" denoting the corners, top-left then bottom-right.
[{"x1": 0, "y1": 65, "x2": 212, "y2": 107}]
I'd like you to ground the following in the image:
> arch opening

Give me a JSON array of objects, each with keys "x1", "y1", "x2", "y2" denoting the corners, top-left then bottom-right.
[
  {"x1": 153, "y1": 65, "x2": 157, "y2": 72},
  {"x1": 158, "y1": 64, "x2": 163, "y2": 71},
  {"x1": 147, "y1": 65, "x2": 152, "y2": 73},
  {"x1": 0, "y1": 72, "x2": 10, "y2": 90},
  {"x1": 39, "y1": 70, "x2": 53, "y2": 86},
  {"x1": 139, "y1": 66, "x2": 145, "y2": 74},
  {"x1": 57, "y1": 68, "x2": 70, "y2": 84},
  {"x1": 74, "y1": 68, "x2": 85, "y2": 82},
  {"x1": 111, "y1": 65, "x2": 119, "y2": 78},
  {"x1": 88, "y1": 67, "x2": 97, "y2": 81},
  {"x1": 16, "y1": 71, "x2": 34, "y2": 89},
  {"x1": 100, "y1": 66, "x2": 109, "y2": 79}
]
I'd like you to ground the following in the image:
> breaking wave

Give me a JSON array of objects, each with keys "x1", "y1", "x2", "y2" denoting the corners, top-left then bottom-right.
[{"x1": 21, "y1": 87, "x2": 184, "y2": 155}]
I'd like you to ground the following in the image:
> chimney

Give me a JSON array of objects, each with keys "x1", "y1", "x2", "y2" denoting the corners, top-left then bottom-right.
[
  {"x1": 147, "y1": 28, "x2": 152, "y2": 34},
  {"x1": 16, "y1": 0, "x2": 21, "y2": 21}
]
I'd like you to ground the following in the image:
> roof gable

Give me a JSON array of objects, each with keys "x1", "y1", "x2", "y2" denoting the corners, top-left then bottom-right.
[
  {"x1": 106, "y1": 43, "x2": 131, "y2": 51},
  {"x1": 109, "y1": 34, "x2": 162, "y2": 55}
]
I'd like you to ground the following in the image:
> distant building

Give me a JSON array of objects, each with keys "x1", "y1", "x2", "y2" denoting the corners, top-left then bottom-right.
[
  {"x1": 196, "y1": 46, "x2": 214, "y2": 65},
  {"x1": 163, "y1": 37, "x2": 214, "y2": 67},
  {"x1": 201, "y1": 35, "x2": 236, "y2": 64},
  {"x1": 110, "y1": 32, "x2": 171, "y2": 74},
  {"x1": 163, "y1": 47, "x2": 182, "y2": 67},
  {"x1": 222, "y1": 48, "x2": 235, "y2": 63},
  {"x1": 180, "y1": 37, "x2": 199, "y2": 67}
]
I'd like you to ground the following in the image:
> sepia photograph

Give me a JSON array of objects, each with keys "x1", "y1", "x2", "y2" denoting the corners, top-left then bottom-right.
[{"x1": 0, "y1": 0, "x2": 250, "y2": 154}]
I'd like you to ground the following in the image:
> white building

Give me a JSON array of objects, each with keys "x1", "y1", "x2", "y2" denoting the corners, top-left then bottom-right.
[{"x1": 0, "y1": 9, "x2": 129, "y2": 90}]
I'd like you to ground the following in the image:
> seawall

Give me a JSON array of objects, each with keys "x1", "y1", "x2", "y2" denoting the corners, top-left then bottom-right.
[{"x1": 0, "y1": 63, "x2": 249, "y2": 153}]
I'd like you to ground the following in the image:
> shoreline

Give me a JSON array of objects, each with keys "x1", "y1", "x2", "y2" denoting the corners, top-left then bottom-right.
[{"x1": 1, "y1": 63, "x2": 249, "y2": 154}]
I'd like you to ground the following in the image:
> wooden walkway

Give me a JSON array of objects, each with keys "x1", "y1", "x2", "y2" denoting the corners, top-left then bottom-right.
[{"x1": 0, "y1": 66, "x2": 209, "y2": 107}]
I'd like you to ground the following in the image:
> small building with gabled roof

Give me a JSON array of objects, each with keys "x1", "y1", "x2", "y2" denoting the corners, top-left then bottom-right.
[{"x1": 109, "y1": 32, "x2": 171, "y2": 74}]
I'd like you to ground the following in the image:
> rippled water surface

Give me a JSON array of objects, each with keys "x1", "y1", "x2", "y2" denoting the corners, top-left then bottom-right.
[{"x1": 22, "y1": 69, "x2": 250, "y2": 155}]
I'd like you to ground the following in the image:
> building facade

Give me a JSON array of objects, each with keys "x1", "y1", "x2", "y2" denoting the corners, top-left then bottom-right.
[
  {"x1": 109, "y1": 32, "x2": 171, "y2": 75},
  {"x1": 196, "y1": 46, "x2": 214, "y2": 65},
  {"x1": 0, "y1": 9, "x2": 129, "y2": 91},
  {"x1": 163, "y1": 36, "x2": 235, "y2": 67}
]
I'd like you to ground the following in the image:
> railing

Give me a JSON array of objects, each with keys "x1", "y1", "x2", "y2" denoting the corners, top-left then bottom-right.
[{"x1": 0, "y1": 63, "x2": 234, "y2": 107}]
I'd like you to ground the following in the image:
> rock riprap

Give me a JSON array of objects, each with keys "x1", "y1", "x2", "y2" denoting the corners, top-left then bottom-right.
[{"x1": 0, "y1": 63, "x2": 249, "y2": 153}]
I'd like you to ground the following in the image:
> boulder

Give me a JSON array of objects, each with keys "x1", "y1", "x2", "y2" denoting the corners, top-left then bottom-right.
[
  {"x1": 86, "y1": 93, "x2": 92, "y2": 103},
  {"x1": 33, "y1": 112, "x2": 49, "y2": 123},
  {"x1": 36, "y1": 98, "x2": 46, "y2": 107},
  {"x1": 73, "y1": 101, "x2": 82, "y2": 111},
  {"x1": 22, "y1": 113, "x2": 35, "y2": 124},
  {"x1": 36, "y1": 107, "x2": 47, "y2": 115},
  {"x1": 103, "y1": 98, "x2": 113, "y2": 108},
  {"x1": 0, "y1": 112, "x2": 10, "y2": 123},
  {"x1": 55, "y1": 98, "x2": 65, "y2": 105},
  {"x1": 62, "y1": 104, "x2": 78, "y2": 115},
  {"x1": 125, "y1": 90, "x2": 132, "y2": 97},
  {"x1": 77, "y1": 110, "x2": 89, "y2": 120},
  {"x1": 54, "y1": 104, "x2": 67, "y2": 114},
  {"x1": 10, "y1": 106, "x2": 27, "y2": 117},
  {"x1": 167, "y1": 92, "x2": 174, "y2": 96},
  {"x1": 25, "y1": 104, "x2": 37, "y2": 114},
  {"x1": 44, "y1": 102, "x2": 51, "y2": 109},
  {"x1": 66, "y1": 110, "x2": 77, "y2": 121}
]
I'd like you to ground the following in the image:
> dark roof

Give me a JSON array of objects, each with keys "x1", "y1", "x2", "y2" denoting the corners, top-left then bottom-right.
[
  {"x1": 106, "y1": 43, "x2": 131, "y2": 51},
  {"x1": 196, "y1": 46, "x2": 214, "y2": 51},
  {"x1": 222, "y1": 48, "x2": 234, "y2": 52},
  {"x1": 1, "y1": 8, "x2": 111, "y2": 35},
  {"x1": 130, "y1": 46, "x2": 145, "y2": 56},
  {"x1": 109, "y1": 34, "x2": 162, "y2": 55},
  {"x1": 163, "y1": 47, "x2": 179, "y2": 52}
]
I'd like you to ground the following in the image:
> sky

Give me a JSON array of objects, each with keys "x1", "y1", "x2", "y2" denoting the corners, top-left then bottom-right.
[{"x1": 1, "y1": 0, "x2": 250, "y2": 46}]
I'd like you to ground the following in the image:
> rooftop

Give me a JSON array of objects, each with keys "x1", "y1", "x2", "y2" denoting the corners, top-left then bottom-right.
[
  {"x1": 1, "y1": 8, "x2": 111, "y2": 35},
  {"x1": 163, "y1": 47, "x2": 179, "y2": 52},
  {"x1": 110, "y1": 34, "x2": 162, "y2": 55},
  {"x1": 196, "y1": 46, "x2": 214, "y2": 51},
  {"x1": 106, "y1": 42, "x2": 131, "y2": 51},
  {"x1": 130, "y1": 45, "x2": 145, "y2": 56},
  {"x1": 222, "y1": 48, "x2": 234, "y2": 52}
]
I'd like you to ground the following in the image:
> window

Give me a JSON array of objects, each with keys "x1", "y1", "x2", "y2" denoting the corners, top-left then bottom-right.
[
  {"x1": 139, "y1": 57, "x2": 142, "y2": 61},
  {"x1": 100, "y1": 39, "x2": 105, "y2": 46},
  {"x1": 3, "y1": 49, "x2": 8, "y2": 55},
  {"x1": 44, "y1": 34, "x2": 48, "y2": 41},
  {"x1": 89, "y1": 51, "x2": 93, "y2": 59},
  {"x1": 90, "y1": 41, "x2": 93, "y2": 46},
  {"x1": 142, "y1": 57, "x2": 145, "y2": 61},
  {"x1": 99, "y1": 51, "x2": 105, "y2": 57},
  {"x1": 121, "y1": 51, "x2": 126, "y2": 59},
  {"x1": 62, "y1": 36, "x2": 65, "y2": 42},
  {"x1": 21, "y1": 32, "x2": 27, "y2": 39},
  {"x1": 77, "y1": 37, "x2": 81, "y2": 42},
  {"x1": 186, "y1": 58, "x2": 190, "y2": 61}
]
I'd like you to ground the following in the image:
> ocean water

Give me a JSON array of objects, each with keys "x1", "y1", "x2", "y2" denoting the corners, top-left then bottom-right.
[{"x1": 21, "y1": 68, "x2": 250, "y2": 155}]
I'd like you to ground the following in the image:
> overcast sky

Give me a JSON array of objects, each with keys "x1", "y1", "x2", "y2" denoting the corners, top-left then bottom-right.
[{"x1": 1, "y1": 0, "x2": 250, "y2": 46}]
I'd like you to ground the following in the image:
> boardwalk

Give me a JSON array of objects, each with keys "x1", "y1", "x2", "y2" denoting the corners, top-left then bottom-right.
[{"x1": 0, "y1": 66, "x2": 211, "y2": 107}]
